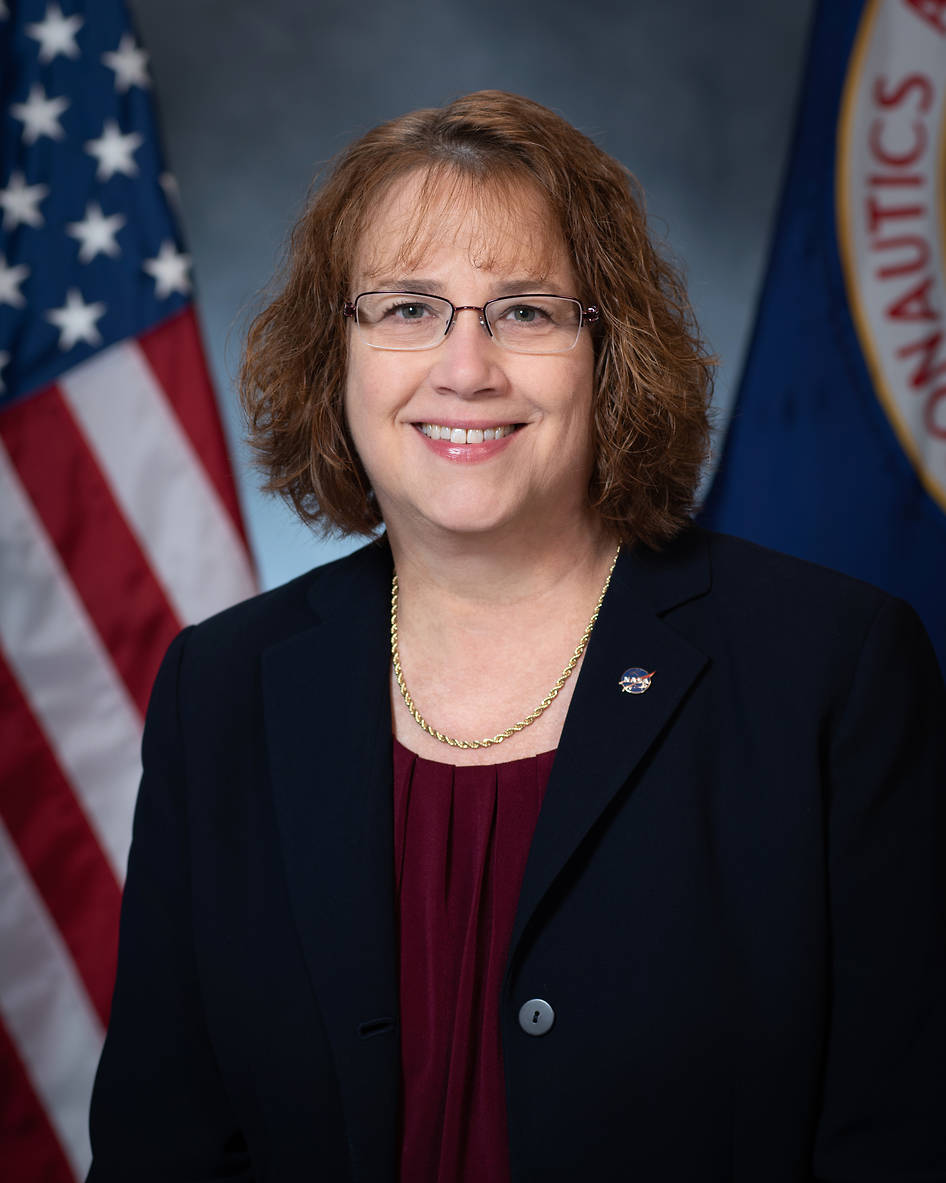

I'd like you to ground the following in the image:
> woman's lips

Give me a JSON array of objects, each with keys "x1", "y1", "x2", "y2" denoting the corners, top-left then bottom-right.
[
  {"x1": 417, "y1": 423, "x2": 519, "y2": 444},
  {"x1": 413, "y1": 421, "x2": 522, "y2": 461}
]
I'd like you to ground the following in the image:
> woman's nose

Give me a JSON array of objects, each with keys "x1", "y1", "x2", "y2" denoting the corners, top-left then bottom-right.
[{"x1": 428, "y1": 308, "x2": 506, "y2": 398}]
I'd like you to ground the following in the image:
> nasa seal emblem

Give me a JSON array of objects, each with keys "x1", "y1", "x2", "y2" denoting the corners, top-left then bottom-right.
[
  {"x1": 836, "y1": 0, "x2": 946, "y2": 512},
  {"x1": 619, "y1": 667, "x2": 655, "y2": 695}
]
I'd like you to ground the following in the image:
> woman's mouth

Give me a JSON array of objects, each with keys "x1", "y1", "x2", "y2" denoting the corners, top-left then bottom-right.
[{"x1": 416, "y1": 423, "x2": 520, "y2": 444}]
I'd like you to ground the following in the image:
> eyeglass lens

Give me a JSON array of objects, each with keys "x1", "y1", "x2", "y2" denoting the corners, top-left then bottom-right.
[{"x1": 352, "y1": 292, "x2": 584, "y2": 353}]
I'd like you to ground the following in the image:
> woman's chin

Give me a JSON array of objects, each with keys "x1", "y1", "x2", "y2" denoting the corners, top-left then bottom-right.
[
  {"x1": 399, "y1": 496, "x2": 528, "y2": 542},
  {"x1": 382, "y1": 483, "x2": 587, "y2": 546},
  {"x1": 420, "y1": 510, "x2": 515, "y2": 539}
]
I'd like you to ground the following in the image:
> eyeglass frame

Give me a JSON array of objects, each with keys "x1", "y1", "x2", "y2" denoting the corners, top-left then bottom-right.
[{"x1": 342, "y1": 290, "x2": 600, "y2": 354}]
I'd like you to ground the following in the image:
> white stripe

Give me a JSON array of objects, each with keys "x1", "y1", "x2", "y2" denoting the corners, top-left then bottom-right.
[
  {"x1": 0, "y1": 821, "x2": 102, "y2": 1180},
  {"x1": 60, "y1": 340, "x2": 256, "y2": 625},
  {"x1": 0, "y1": 444, "x2": 141, "y2": 879}
]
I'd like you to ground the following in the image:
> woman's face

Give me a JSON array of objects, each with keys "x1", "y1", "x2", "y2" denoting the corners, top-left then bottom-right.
[{"x1": 344, "y1": 171, "x2": 597, "y2": 546}]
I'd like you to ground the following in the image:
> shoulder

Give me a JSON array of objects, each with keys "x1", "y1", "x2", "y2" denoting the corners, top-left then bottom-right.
[
  {"x1": 188, "y1": 536, "x2": 389, "y2": 656},
  {"x1": 701, "y1": 528, "x2": 887, "y2": 606},
  {"x1": 148, "y1": 536, "x2": 391, "y2": 715},
  {"x1": 632, "y1": 524, "x2": 900, "y2": 633},
  {"x1": 655, "y1": 527, "x2": 941, "y2": 712},
  {"x1": 696, "y1": 527, "x2": 904, "y2": 638}
]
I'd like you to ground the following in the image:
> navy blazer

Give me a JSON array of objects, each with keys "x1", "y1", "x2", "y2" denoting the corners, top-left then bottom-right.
[{"x1": 87, "y1": 528, "x2": 946, "y2": 1182}]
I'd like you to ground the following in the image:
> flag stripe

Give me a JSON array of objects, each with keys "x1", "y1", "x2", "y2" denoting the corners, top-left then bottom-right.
[
  {"x1": 0, "y1": 822, "x2": 102, "y2": 1182},
  {"x1": 60, "y1": 338, "x2": 256, "y2": 626},
  {"x1": 0, "y1": 385, "x2": 181, "y2": 716},
  {"x1": 0, "y1": 1018, "x2": 76, "y2": 1183},
  {"x1": 0, "y1": 649, "x2": 121, "y2": 1026},
  {"x1": 138, "y1": 308, "x2": 251, "y2": 544},
  {"x1": 0, "y1": 443, "x2": 141, "y2": 881}
]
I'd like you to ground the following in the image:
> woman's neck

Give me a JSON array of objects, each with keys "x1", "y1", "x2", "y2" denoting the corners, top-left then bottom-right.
[
  {"x1": 385, "y1": 513, "x2": 618, "y2": 621},
  {"x1": 384, "y1": 514, "x2": 621, "y2": 765}
]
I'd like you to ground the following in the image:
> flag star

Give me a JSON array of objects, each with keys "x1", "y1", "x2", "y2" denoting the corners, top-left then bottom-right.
[
  {"x1": 46, "y1": 288, "x2": 106, "y2": 350},
  {"x1": 10, "y1": 84, "x2": 69, "y2": 146},
  {"x1": 159, "y1": 171, "x2": 181, "y2": 211},
  {"x1": 85, "y1": 119, "x2": 143, "y2": 181},
  {"x1": 0, "y1": 172, "x2": 49, "y2": 230},
  {"x1": 143, "y1": 240, "x2": 191, "y2": 299},
  {"x1": 102, "y1": 32, "x2": 149, "y2": 92},
  {"x1": 66, "y1": 202, "x2": 125, "y2": 263},
  {"x1": 25, "y1": 2, "x2": 83, "y2": 63},
  {"x1": 0, "y1": 351, "x2": 8, "y2": 394},
  {"x1": 0, "y1": 254, "x2": 29, "y2": 307}
]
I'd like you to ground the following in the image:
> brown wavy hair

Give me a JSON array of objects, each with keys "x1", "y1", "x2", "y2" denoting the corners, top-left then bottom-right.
[{"x1": 241, "y1": 90, "x2": 713, "y2": 547}]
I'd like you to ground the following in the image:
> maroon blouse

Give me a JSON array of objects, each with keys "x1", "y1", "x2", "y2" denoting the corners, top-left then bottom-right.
[{"x1": 392, "y1": 738, "x2": 556, "y2": 1183}]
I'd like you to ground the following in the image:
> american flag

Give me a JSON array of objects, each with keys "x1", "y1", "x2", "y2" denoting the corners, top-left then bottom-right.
[{"x1": 0, "y1": 2, "x2": 257, "y2": 1178}]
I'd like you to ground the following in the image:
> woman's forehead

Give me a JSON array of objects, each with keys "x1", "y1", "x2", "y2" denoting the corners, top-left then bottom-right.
[{"x1": 352, "y1": 169, "x2": 570, "y2": 286}]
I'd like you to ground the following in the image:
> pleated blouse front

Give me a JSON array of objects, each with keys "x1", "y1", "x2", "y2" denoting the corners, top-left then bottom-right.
[{"x1": 392, "y1": 738, "x2": 556, "y2": 1183}]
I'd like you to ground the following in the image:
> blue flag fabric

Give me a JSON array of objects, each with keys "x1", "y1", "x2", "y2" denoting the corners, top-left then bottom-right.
[{"x1": 700, "y1": 0, "x2": 946, "y2": 672}]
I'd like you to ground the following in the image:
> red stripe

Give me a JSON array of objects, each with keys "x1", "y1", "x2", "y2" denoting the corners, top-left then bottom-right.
[
  {"x1": 0, "y1": 386, "x2": 181, "y2": 716},
  {"x1": 0, "y1": 651, "x2": 122, "y2": 1026},
  {"x1": 0, "y1": 1016, "x2": 78, "y2": 1183},
  {"x1": 138, "y1": 308, "x2": 252, "y2": 549}
]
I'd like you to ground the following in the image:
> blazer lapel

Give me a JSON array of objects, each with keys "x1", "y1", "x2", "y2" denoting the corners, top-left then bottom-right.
[
  {"x1": 509, "y1": 530, "x2": 712, "y2": 962},
  {"x1": 262, "y1": 540, "x2": 398, "y2": 1183}
]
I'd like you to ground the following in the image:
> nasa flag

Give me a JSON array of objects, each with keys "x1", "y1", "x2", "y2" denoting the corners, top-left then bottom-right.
[{"x1": 700, "y1": 0, "x2": 946, "y2": 672}]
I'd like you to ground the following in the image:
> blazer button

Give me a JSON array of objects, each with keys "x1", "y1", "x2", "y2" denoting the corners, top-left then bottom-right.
[{"x1": 518, "y1": 998, "x2": 555, "y2": 1036}]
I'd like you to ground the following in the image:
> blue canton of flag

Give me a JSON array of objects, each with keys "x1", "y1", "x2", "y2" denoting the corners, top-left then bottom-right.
[
  {"x1": 0, "y1": 0, "x2": 191, "y2": 404},
  {"x1": 700, "y1": 0, "x2": 946, "y2": 673}
]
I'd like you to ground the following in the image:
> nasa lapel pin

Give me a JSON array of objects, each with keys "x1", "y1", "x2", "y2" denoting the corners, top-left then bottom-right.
[{"x1": 619, "y1": 667, "x2": 655, "y2": 695}]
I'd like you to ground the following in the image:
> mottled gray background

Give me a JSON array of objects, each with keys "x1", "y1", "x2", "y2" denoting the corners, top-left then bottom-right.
[{"x1": 128, "y1": 0, "x2": 816, "y2": 590}]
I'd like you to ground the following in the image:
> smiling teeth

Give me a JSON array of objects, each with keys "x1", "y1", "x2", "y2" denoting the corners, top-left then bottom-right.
[{"x1": 420, "y1": 424, "x2": 516, "y2": 443}]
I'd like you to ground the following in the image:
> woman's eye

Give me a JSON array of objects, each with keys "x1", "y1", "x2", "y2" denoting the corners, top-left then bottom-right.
[
  {"x1": 388, "y1": 302, "x2": 431, "y2": 320},
  {"x1": 505, "y1": 305, "x2": 546, "y2": 324}
]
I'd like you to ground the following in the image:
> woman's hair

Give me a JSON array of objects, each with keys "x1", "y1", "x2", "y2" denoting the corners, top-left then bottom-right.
[{"x1": 241, "y1": 90, "x2": 713, "y2": 547}]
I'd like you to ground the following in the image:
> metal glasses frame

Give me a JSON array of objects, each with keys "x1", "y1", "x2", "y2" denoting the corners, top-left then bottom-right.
[{"x1": 342, "y1": 291, "x2": 600, "y2": 352}]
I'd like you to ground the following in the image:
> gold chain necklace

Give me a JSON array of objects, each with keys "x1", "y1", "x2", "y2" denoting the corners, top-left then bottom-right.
[{"x1": 390, "y1": 545, "x2": 620, "y2": 750}]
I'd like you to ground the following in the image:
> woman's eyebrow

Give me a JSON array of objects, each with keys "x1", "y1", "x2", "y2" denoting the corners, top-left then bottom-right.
[
  {"x1": 361, "y1": 278, "x2": 445, "y2": 294},
  {"x1": 490, "y1": 277, "x2": 555, "y2": 296}
]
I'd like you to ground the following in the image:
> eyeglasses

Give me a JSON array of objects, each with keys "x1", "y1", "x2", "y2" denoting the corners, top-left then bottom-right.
[{"x1": 343, "y1": 291, "x2": 599, "y2": 354}]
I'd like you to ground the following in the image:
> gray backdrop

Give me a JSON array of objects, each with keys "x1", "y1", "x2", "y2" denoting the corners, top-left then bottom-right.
[{"x1": 128, "y1": 0, "x2": 815, "y2": 590}]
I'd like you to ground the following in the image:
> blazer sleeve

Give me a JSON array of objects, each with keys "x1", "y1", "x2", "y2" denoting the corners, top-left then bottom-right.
[
  {"x1": 813, "y1": 596, "x2": 946, "y2": 1182},
  {"x1": 86, "y1": 629, "x2": 254, "y2": 1183}
]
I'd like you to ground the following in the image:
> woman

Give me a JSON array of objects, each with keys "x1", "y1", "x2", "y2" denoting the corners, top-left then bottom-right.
[{"x1": 88, "y1": 92, "x2": 946, "y2": 1182}]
